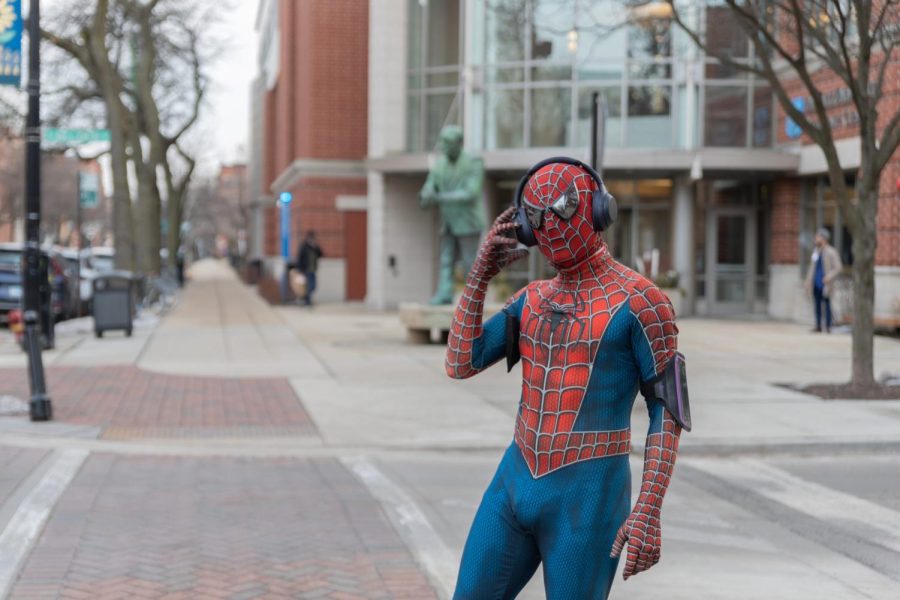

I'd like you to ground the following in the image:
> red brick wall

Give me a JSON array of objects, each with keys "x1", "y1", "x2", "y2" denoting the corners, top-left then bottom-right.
[
  {"x1": 878, "y1": 154, "x2": 900, "y2": 266},
  {"x1": 294, "y1": 1, "x2": 369, "y2": 160},
  {"x1": 263, "y1": 176, "x2": 367, "y2": 261},
  {"x1": 771, "y1": 179, "x2": 802, "y2": 264},
  {"x1": 262, "y1": 0, "x2": 369, "y2": 194}
]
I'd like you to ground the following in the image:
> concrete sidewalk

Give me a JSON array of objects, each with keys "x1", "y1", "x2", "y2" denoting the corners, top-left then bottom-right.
[{"x1": 277, "y1": 298, "x2": 900, "y2": 455}]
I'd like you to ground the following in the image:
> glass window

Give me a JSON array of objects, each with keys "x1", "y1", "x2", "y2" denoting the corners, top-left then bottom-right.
[
  {"x1": 704, "y1": 86, "x2": 748, "y2": 147},
  {"x1": 575, "y1": 62, "x2": 625, "y2": 82},
  {"x1": 627, "y1": 85, "x2": 672, "y2": 147},
  {"x1": 627, "y1": 10, "x2": 672, "y2": 79},
  {"x1": 426, "y1": 93, "x2": 460, "y2": 150},
  {"x1": 407, "y1": 94, "x2": 423, "y2": 152},
  {"x1": 486, "y1": 88, "x2": 525, "y2": 148},
  {"x1": 705, "y1": 60, "x2": 750, "y2": 80},
  {"x1": 487, "y1": 66, "x2": 524, "y2": 84},
  {"x1": 752, "y1": 84, "x2": 773, "y2": 147},
  {"x1": 427, "y1": 71, "x2": 460, "y2": 88},
  {"x1": 485, "y1": 0, "x2": 527, "y2": 63},
  {"x1": 531, "y1": 87, "x2": 572, "y2": 147},
  {"x1": 531, "y1": 64, "x2": 572, "y2": 82},
  {"x1": 407, "y1": 0, "x2": 424, "y2": 71},
  {"x1": 577, "y1": 1, "x2": 628, "y2": 65},
  {"x1": 531, "y1": 0, "x2": 578, "y2": 62},
  {"x1": 705, "y1": 4, "x2": 749, "y2": 58},
  {"x1": 427, "y1": 0, "x2": 460, "y2": 67},
  {"x1": 576, "y1": 87, "x2": 622, "y2": 148}
]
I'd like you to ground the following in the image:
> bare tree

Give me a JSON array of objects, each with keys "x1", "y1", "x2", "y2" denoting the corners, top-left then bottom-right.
[
  {"x1": 41, "y1": 0, "x2": 212, "y2": 274},
  {"x1": 666, "y1": 0, "x2": 898, "y2": 388}
]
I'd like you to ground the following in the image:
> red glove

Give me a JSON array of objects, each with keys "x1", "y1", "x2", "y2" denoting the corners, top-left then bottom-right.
[{"x1": 610, "y1": 413, "x2": 681, "y2": 579}]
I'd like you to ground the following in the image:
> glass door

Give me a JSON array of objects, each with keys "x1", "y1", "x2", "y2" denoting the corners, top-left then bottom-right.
[{"x1": 706, "y1": 207, "x2": 756, "y2": 314}]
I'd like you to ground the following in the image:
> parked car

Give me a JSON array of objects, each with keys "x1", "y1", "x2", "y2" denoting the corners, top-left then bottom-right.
[
  {"x1": 77, "y1": 246, "x2": 116, "y2": 312},
  {"x1": 0, "y1": 245, "x2": 24, "y2": 322},
  {"x1": 0, "y1": 243, "x2": 67, "y2": 321},
  {"x1": 52, "y1": 247, "x2": 86, "y2": 319}
]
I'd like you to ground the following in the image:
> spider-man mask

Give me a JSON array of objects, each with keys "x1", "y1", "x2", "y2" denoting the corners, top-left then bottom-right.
[{"x1": 521, "y1": 162, "x2": 604, "y2": 270}]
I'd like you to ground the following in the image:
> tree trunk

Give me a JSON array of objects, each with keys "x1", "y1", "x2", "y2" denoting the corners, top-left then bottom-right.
[
  {"x1": 166, "y1": 192, "x2": 180, "y2": 270},
  {"x1": 134, "y1": 168, "x2": 162, "y2": 275},
  {"x1": 850, "y1": 185, "x2": 878, "y2": 387},
  {"x1": 107, "y1": 107, "x2": 134, "y2": 271}
]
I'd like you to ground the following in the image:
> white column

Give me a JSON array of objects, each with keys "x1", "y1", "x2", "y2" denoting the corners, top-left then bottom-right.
[
  {"x1": 673, "y1": 175, "x2": 695, "y2": 316},
  {"x1": 366, "y1": 0, "x2": 409, "y2": 309}
]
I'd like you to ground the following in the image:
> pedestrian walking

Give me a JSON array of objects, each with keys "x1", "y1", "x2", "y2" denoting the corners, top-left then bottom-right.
[
  {"x1": 805, "y1": 227, "x2": 843, "y2": 333},
  {"x1": 296, "y1": 231, "x2": 323, "y2": 306}
]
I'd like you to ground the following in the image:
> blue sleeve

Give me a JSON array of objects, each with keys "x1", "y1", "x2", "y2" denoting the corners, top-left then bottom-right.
[
  {"x1": 630, "y1": 311, "x2": 660, "y2": 385},
  {"x1": 471, "y1": 291, "x2": 526, "y2": 370}
]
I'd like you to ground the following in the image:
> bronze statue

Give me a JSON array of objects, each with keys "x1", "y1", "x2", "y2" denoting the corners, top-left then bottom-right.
[{"x1": 419, "y1": 125, "x2": 486, "y2": 305}]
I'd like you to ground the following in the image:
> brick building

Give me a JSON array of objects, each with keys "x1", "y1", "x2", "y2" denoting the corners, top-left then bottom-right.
[
  {"x1": 0, "y1": 135, "x2": 109, "y2": 247},
  {"x1": 249, "y1": 0, "x2": 369, "y2": 302}
]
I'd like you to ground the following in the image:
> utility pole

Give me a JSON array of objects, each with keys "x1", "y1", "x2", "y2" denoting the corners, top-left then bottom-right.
[{"x1": 23, "y1": 0, "x2": 52, "y2": 421}]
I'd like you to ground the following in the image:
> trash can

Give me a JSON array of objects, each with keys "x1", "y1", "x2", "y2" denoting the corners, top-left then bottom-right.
[{"x1": 92, "y1": 271, "x2": 134, "y2": 338}]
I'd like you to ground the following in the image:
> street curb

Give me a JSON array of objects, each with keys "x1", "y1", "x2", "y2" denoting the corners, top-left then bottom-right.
[{"x1": 673, "y1": 439, "x2": 900, "y2": 458}]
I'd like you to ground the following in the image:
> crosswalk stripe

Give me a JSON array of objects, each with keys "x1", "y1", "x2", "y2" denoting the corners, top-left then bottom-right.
[
  {"x1": 0, "y1": 449, "x2": 89, "y2": 599},
  {"x1": 687, "y1": 457, "x2": 900, "y2": 554}
]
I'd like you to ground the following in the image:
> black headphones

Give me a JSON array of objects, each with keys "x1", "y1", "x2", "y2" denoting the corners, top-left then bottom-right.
[{"x1": 513, "y1": 156, "x2": 617, "y2": 247}]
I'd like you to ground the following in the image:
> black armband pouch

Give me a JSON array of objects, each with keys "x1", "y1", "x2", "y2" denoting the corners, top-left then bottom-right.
[
  {"x1": 505, "y1": 311, "x2": 521, "y2": 372},
  {"x1": 640, "y1": 351, "x2": 691, "y2": 431}
]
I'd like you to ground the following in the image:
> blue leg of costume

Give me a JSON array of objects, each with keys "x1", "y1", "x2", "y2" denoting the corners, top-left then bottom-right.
[{"x1": 454, "y1": 445, "x2": 629, "y2": 600}]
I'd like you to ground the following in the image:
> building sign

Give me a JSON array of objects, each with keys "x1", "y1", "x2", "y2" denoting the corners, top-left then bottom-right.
[
  {"x1": 79, "y1": 172, "x2": 100, "y2": 209},
  {"x1": 787, "y1": 84, "x2": 872, "y2": 138},
  {"x1": 0, "y1": 0, "x2": 22, "y2": 87},
  {"x1": 785, "y1": 97, "x2": 804, "y2": 139},
  {"x1": 44, "y1": 128, "x2": 112, "y2": 145}
]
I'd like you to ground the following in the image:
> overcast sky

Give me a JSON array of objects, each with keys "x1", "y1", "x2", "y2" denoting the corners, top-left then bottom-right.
[
  {"x1": 204, "y1": 0, "x2": 259, "y2": 168},
  {"x1": 34, "y1": 0, "x2": 260, "y2": 172}
]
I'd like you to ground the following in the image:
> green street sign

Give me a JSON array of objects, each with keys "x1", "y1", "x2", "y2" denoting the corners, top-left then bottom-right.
[
  {"x1": 78, "y1": 172, "x2": 100, "y2": 209},
  {"x1": 44, "y1": 128, "x2": 111, "y2": 145}
]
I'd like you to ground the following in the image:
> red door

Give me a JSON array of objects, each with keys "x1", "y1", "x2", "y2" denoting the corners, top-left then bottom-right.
[{"x1": 343, "y1": 211, "x2": 367, "y2": 300}]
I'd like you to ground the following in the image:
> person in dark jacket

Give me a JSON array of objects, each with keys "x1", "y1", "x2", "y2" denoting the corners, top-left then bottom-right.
[{"x1": 296, "y1": 231, "x2": 323, "y2": 306}]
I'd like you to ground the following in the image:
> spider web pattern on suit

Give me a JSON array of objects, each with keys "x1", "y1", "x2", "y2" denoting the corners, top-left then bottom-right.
[
  {"x1": 523, "y1": 163, "x2": 602, "y2": 267},
  {"x1": 515, "y1": 253, "x2": 641, "y2": 478}
]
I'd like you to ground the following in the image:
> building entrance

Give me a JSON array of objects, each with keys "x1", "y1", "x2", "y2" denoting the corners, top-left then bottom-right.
[{"x1": 706, "y1": 206, "x2": 758, "y2": 315}]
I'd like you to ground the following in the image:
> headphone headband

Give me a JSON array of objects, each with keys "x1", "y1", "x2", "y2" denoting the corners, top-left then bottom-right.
[{"x1": 513, "y1": 156, "x2": 605, "y2": 208}]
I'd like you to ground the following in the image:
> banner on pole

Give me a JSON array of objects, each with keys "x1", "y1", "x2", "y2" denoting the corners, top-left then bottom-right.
[
  {"x1": 0, "y1": 0, "x2": 22, "y2": 87},
  {"x1": 79, "y1": 172, "x2": 100, "y2": 209}
]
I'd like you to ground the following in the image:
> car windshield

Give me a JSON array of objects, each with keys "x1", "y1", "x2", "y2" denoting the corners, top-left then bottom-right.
[{"x1": 0, "y1": 250, "x2": 21, "y2": 269}]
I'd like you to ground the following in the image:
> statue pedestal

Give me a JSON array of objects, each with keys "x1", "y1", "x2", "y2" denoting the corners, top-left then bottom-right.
[{"x1": 399, "y1": 302, "x2": 506, "y2": 344}]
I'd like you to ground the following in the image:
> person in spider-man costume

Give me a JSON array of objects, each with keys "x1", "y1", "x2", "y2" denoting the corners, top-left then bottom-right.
[{"x1": 446, "y1": 157, "x2": 691, "y2": 600}]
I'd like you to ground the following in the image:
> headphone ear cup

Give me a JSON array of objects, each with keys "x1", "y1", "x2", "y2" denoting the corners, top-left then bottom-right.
[
  {"x1": 592, "y1": 188, "x2": 618, "y2": 232},
  {"x1": 515, "y1": 205, "x2": 538, "y2": 247}
]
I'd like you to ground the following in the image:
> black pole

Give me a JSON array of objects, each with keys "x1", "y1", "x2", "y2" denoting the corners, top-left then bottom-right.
[
  {"x1": 75, "y1": 170, "x2": 82, "y2": 316},
  {"x1": 23, "y1": 0, "x2": 52, "y2": 422}
]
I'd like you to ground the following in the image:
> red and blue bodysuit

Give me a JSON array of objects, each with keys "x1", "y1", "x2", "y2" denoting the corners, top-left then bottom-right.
[{"x1": 446, "y1": 160, "x2": 690, "y2": 600}]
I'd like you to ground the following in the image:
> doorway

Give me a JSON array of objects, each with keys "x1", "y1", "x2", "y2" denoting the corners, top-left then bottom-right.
[{"x1": 705, "y1": 207, "x2": 757, "y2": 315}]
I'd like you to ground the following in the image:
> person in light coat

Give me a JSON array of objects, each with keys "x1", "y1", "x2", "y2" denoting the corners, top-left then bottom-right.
[{"x1": 804, "y1": 228, "x2": 843, "y2": 333}]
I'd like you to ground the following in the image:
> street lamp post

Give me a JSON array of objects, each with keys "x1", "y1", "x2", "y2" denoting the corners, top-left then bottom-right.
[
  {"x1": 23, "y1": 0, "x2": 52, "y2": 421},
  {"x1": 279, "y1": 192, "x2": 292, "y2": 303}
]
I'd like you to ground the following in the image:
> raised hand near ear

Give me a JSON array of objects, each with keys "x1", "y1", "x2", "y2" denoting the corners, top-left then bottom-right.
[{"x1": 470, "y1": 206, "x2": 529, "y2": 282}]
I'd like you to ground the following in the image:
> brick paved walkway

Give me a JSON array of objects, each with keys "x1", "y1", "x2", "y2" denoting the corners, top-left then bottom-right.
[
  {"x1": 0, "y1": 367, "x2": 315, "y2": 439},
  {"x1": 10, "y1": 454, "x2": 438, "y2": 599}
]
